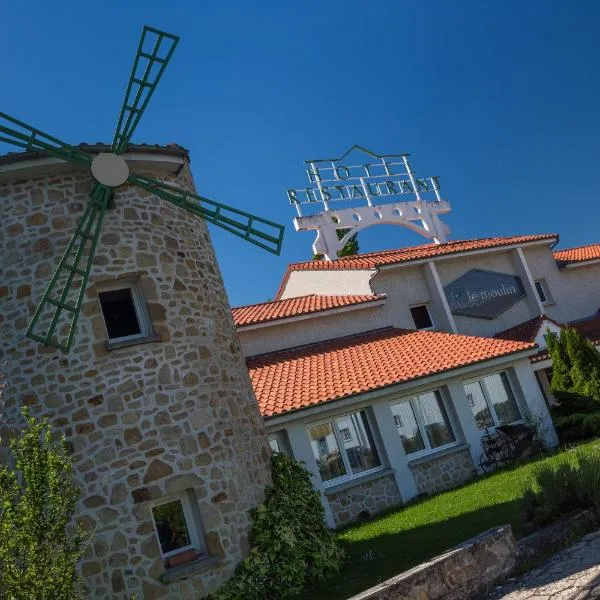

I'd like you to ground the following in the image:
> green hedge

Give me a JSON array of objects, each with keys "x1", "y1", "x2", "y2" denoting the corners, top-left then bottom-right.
[{"x1": 209, "y1": 453, "x2": 345, "y2": 600}]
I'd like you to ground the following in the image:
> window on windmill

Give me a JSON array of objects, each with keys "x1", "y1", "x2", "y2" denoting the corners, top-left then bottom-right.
[
  {"x1": 97, "y1": 284, "x2": 151, "y2": 343},
  {"x1": 410, "y1": 304, "x2": 434, "y2": 330},
  {"x1": 150, "y1": 492, "x2": 204, "y2": 564}
]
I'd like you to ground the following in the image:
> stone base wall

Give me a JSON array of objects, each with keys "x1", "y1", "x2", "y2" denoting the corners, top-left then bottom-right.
[
  {"x1": 350, "y1": 526, "x2": 516, "y2": 600},
  {"x1": 327, "y1": 473, "x2": 402, "y2": 528},
  {"x1": 410, "y1": 448, "x2": 476, "y2": 496}
]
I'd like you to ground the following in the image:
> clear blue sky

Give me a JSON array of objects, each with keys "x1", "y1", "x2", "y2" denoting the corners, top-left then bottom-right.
[{"x1": 2, "y1": 1, "x2": 599, "y2": 307}]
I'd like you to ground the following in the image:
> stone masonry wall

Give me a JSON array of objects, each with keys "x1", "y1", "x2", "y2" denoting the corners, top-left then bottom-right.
[
  {"x1": 327, "y1": 474, "x2": 402, "y2": 528},
  {"x1": 0, "y1": 156, "x2": 272, "y2": 599},
  {"x1": 410, "y1": 448, "x2": 476, "y2": 496}
]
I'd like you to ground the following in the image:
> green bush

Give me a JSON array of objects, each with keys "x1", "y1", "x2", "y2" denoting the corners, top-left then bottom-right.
[
  {"x1": 522, "y1": 448, "x2": 600, "y2": 526},
  {"x1": 209, "y1": 453, "x2": 345, "y2": 600},
  {"x1": 0, "y1": 409, "x2": 86, "y2": 600},
  {"x1": 546, "y1": 328, "x2": 600, "y2": 442}
]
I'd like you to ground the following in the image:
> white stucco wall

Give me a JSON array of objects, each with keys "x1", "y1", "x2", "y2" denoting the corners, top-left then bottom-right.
[
  {"x1": 523, "y1": 245, "x2": 600, "y2": 323},
  {"x1": 278, "y1": 268, "x2": 374, "y2": 299},
  {"x1": 237, "y1": 302, "x2": 391, "y2": 356},
  {"x1": 369, "y1": 266, "x2": 437, "y2": 329}
]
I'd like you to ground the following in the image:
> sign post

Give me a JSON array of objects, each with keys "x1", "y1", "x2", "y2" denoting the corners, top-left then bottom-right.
[{"x1": 286, "y1": 145, "x2": 451, "y2": 260}]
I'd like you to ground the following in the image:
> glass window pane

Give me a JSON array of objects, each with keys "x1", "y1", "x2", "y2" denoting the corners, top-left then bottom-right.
[
  {"x1": 416, "y1": 391, "x2": 456, "y2": 448},
  {"x1": 335, "y1": 412, "x2": 381, "y2": 475},
  {"x1": 391, "y1": 401, "x2": 425, "y2": 454},
  {"x1": 309, "y1": 423, "x2": 347, "y2": 482},
  {"x1": 464, "y1": 381, "x2": 495, "y2": 430},
  {"x1": 98, "y1": 288, "x2": 141, "y2": 339},
  {"x1": 483, "y1": 373, "x2": 522, "y2": 425},
  {"x1": 152, "y1": 499, "x2": 191, "y2": 555}
]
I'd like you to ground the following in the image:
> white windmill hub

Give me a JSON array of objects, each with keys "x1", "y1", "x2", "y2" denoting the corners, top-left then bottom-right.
[{"x1": 91, "y1": 153, "x2": 130, "y2": 187}]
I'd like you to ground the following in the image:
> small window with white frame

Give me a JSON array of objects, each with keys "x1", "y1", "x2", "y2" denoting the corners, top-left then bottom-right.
[
  {"x1": 463, "y1": 371, "x2": 522, "y2": 431},
  {"x1": 390, "y1": 389, "x2": 457, "y2": 457},
  {"x1": 308, "y1": 409, "x2": 382, "y2": 486},
  {"x1": 410, "y1": 304, "x2": 434, "y2": 330},
  {"x1": 150, "y1": 492, "x2": 204, "y2": 562},
  {"x1": 97, "y1": 281, "x2": 152, "y2": 345},
  {"x1": 534, "y1": 279, "x2": 552, "y2": 305}
]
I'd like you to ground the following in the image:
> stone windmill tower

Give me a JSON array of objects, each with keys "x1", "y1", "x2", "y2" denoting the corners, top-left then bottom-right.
[{"x1": 0, "y1": 27, "x2": 284, "y2": 599}]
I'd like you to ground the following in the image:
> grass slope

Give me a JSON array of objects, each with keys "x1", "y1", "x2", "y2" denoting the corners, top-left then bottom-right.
[{"x1": 294, "y1": 440, "x2": 600, "y2": 600}]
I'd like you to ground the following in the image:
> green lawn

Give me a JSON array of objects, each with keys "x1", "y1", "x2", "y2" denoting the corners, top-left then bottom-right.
[{"x1": 294, "y1": 440, "x2": 600, "y2": 600}]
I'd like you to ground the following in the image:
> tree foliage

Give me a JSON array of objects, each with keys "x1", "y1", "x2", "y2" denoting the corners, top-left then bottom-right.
[
  {"x1": 209, "y1": 453, "x2": 345, "y2": 600},
  {"x1": 547, "y1": 328, "x2": 600, "y2": 442},
  {"x1": 313, "y1": 224, "x2": 359, "y2": 260},
  {"x1": 0, "y1": 409, "x2": 86, "y2": 600}
]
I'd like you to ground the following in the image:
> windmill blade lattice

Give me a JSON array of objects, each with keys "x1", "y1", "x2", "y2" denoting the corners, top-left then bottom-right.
[
  {"x1": 25, "y1": 185, "x2": 112, "y2": 352},
  {"x1": 1, "y1": 25, "x2": 285, "y2": 352},
  {"x1": 112, "y1": 27, "x2": 179, "y2": 154},
  {"x1": 130, "y1": 175, "x2": 285, "y2": 255},
  {"x1": 0, "y1": 112, "x2": 92, "y2": 166}
]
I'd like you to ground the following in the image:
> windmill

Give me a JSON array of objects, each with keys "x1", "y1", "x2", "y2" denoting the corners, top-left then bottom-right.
[{"x1": 0, "y1": 25, "x2": 284, "y2": 353}]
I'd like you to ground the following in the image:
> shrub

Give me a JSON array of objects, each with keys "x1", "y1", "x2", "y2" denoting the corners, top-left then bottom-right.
[
  {"x1": 547, "y1": 328, "x2": 600, "y2": 442},
  {"x1": 0, "y1": 409, "x2": 86, "y2": 600},
  {"x1": 522, "y1": 448, "x2": 600, "y2": 526},
  {"x1": 209, "y1": 453, "x2": 345, "y2": 600}
]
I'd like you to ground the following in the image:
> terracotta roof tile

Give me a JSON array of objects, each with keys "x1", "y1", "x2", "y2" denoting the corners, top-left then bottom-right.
[
  {"x1": 570, "y1": 314, "x2": 600, "y2": 344},
  {"x1": 553, "y1": 243, "x2": 600, "y2": 265},
  {"x1": 232, "y1": 294, "x2": 384, "y2": 327},
  {"x1": 247, "y1": 327, "x2": 535, "y2": 418},
  {"x1": 494, "y1": 314, "x2": 562, "y2": 343},
  {"x1": 276, "y1": 234, "x2": 557, "y2": 299}
]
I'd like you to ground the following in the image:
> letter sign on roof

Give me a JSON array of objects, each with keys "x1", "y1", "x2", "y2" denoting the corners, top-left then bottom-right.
[{"x1": 443, "y1": 269, "x2": 526, "y2": 319}]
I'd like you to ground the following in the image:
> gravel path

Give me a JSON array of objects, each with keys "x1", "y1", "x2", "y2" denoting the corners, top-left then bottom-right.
[{"x1": 488, "y1": 530, "x2": 600, "y2": 599}]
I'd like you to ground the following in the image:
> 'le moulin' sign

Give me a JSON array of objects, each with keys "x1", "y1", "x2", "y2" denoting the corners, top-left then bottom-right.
[
  {"x1": 444, "y1": 270, "x2": 526, "y2": 319},
  {"x1": 286, "y1": 145, "x2": 442, "y2": 211}
]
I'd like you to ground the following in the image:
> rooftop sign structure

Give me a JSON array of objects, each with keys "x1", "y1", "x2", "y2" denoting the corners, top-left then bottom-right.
[{"x1": 287, "y1": 145, "x2": 452, "y2": 260}]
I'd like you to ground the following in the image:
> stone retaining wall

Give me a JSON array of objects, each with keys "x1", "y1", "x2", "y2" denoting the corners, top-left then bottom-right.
[
  {"x1": 327, "y1": 473, "x2": 402, "y2": 528},
  {"x1": 410, "y1": 448, "x2": 476, "y2": 496},
  {"x1": 350, "y1": 525, "x2": 517, "y2": 600}
]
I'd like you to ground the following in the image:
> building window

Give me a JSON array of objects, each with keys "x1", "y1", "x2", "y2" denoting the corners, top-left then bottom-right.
[
  {"x1": 98, "y1": 282, "x2": 152, "y2": 344},
  {"x1": 464, "y1": 372, "x2": 522, "y2": 431},
  {"x1": 390, "y1": 390, "x2": 457, "y2": 457},
  {"x1": 150, "y1": 493, "x2": 203, "y2": 561},
  {"x1": 308, "y1": 410, "x2": 381, "y2": 485},
  {"x1": 534, "y1": 279, "x2": 552, "y2": 305},
  {"x1": 410, "y1": 304, "x2": 434, "y2": 330}
]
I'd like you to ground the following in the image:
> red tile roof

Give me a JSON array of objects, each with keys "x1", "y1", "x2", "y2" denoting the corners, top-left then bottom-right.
[
  {"x1": 570, "y1": 314, "x2": 600, "y2": 344},
  {"x1": 494, "y1": 314, "x2": 562, "y2": 343},
  {"x1": 553, "y1": 243, "x2": 600, "y2": 266},
  {"x1": 247, "y1": 327, "x2": 535, "y2": 418},
  {"x1": 232, "y1": 294, "x2": 385, "y2": 327},
  {"x1": 276, "y1": 234, "x2": 557, "y2": 299}
]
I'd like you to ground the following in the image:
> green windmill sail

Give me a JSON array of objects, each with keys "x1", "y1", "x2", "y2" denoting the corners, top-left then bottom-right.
[{"x1": 0, "y1": 26, "x2": 285, "y2": 353}]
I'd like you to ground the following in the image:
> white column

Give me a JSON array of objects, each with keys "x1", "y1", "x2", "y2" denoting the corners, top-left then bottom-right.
[
  {"x1": 445, "y1": 380, "x2": 485, "y2": 471},
  {"x1": 513, "y1": 248, "x2": 544, "y2": 315},
  {"x1": 425, "y1": 261, "x2": 458, "y2": 333},
  {"x1": 285, "y1": 422, "x2": 336, "y2": 528},
  {"x1": 510, "y1": 359, "x2": 559, "y2": 448},
  {"x1": 370, "y1": 400, "x2": 418, "y2": 502}
]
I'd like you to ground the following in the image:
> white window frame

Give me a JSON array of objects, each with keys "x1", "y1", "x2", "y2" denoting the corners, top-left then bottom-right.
[
  {"x1": 409, "y1": 303, "x2": 435, "y2": 330},
  {"x1": 463, "y1": 370, "x2": 524, "y2": 433},
  {"x1": 307, "y1": 409, "x2": 384, "y2": 488},
  {"x1": 390, "y1": 389, "x2": 460, "y2": 461},
  {"x1": 534, "y1": 279, "x2": 553, "y2": 305},
  {"x1": 97, "y1": 280, "x2": 153, "y2": 344},
  {"x1": 150, "y1": 492, "x2": 203, "y2": 560}
]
